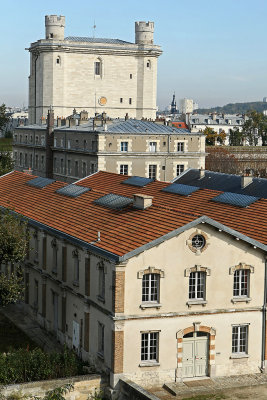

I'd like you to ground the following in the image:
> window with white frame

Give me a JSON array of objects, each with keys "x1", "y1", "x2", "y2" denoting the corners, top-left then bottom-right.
[
  {"x1": 120, "y1": 164, "x2": 128, "y2": 175},
  {"x1": 149, "y1": 142, "x2": 157, "y2": 152},
  {"x1": 141, "y1": 332, "x2": 159, "y2": 362},
  {"x1": 232, "y1": 325, "x2": 248, "y2": 354},
  {"x1": 177, "y1": 142, "x2": 184, "y2": 152},
  {"x1": 149, "y1": 165, "x2": 157, "y2": 179},
  {"x1": 189, "y1": 271, "x2": 205, "y2": 300},
  {"x1": 142, "y1": 274, "x2": 159, "y2": 303},
  {"x1": 176, "y1": 164, "x2": 185, "y2": 176},
  {"x1": 98, "y1": 322, "x2": 105, "y2": 356},
  {"x1": 233, "y1": 269, "x2": 249, "y2": 297},
  {"x1": 120, "y1": 142, "x2": 128, "y2": 152}
]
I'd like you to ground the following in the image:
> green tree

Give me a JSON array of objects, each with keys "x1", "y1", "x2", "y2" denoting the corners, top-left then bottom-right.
[
  {"x1": 229, "y1": 128, "x2": 244, "y2": 146},
  {"x1": 242, "y1": 110, "x2": 267, "y2": 146},
  {"x1": 0, "y1": 151, "x2": 13, "y2": 176},
  {"x1": 0, "y1": 210, "x2": 29, "y2": 306},
  {"x1": 0, "y1": 105, "x2": 9, "y2": 134}
]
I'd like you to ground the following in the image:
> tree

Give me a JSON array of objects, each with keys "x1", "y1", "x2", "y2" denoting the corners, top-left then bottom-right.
[
  {"x1": 203, "y1": 127, "x2": 226, "y2": 146},
  {"x1": 0, "y1": 104, "x2": 9, "y2": 134},
  {"x1": 0, "y1": 151, "x2": 13, "y2": 176},
  {"x1": 0, "y1": 209, "x2": 29, "y2": 306},
  {"x1": 229, "y1": 128, "x2": 244, "y2": 146},
  {"x1": 242, "y1": 110, "x2": 267, "y2": 146},
  {"x1": 205, "y1": 147, "x2": 239, "y2": 174}
]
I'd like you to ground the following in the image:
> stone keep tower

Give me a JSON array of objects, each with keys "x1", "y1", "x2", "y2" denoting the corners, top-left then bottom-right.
[
  {"x1": 135, "y1": 21, "x2": 154, "y2": 44},
  {"x1": 45, "y1": 15, "x2": 65, "y2": 40},
  {"x1": 28, "y1": 16, "x2": 162, "y2": 124}
]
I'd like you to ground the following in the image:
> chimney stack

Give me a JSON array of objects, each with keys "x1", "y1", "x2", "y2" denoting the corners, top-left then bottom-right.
[
  {"x1": 133, "y1": 194, "x2": 153, "y2": 210},
  {"x1": 199, "y1": 168, "x2": 205, "y2": 179},
  {"x1": 241, "y1": 174, "x2": 253, "y2": 189}
]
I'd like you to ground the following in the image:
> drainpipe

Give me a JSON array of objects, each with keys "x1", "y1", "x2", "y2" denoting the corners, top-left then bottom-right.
[{"x1": 261, "y1": 256, "x2": 267, "y2": 372}]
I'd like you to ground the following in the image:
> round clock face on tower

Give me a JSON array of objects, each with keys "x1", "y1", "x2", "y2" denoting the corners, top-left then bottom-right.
[{"x1": 98, "y1": 97, "x2": 107, "y2": 106}]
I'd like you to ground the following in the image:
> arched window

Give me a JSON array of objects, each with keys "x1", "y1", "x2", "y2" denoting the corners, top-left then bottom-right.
[
  {"x1": 146, "y1": 60, "x2": 151, "y2": 69},
  {"x1": 95, "y1": 58, "x2": 102, "y2": 76},
  {"x1": 56, "y1": 56, "x2": 61, "y2": 65}
]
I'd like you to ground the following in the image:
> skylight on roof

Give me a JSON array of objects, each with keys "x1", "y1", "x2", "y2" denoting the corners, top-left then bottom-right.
[
  {"x1": 212, "y1": 192, "x2": 259, "y2": 208},
  {"x1": 122, "y1": 176, "x2": 153, "y2": 187},
  {"x1": 56, "y1": 184, "x2": 90, "y2": 198},
  {"x1": 27, "y1": 177, "x2": 55, "y2": 188},
  {"x1": 162, "y1": 183, "x2": 200, "y2": 196},
  {"x1": 94, "y1": 193, "x2": 133, "y2": 210}
]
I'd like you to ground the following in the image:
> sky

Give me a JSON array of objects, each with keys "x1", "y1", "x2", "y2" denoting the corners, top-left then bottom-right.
[{"x1": 0, "y1": 0, "x2": 267, "y2": 109}]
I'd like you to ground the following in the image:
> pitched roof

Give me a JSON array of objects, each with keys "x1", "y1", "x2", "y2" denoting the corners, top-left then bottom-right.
[
  {"x1": 174, "y1": 168, "x2": 267, "y2": 199},
  {"x1": 0, "y1": 171, "x2": 267, "y2": 261}
]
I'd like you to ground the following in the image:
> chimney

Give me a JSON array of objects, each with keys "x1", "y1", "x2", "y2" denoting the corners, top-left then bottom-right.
[
  {"x1": 199, "y1": 168, "x2": 205, "y2": 179},
  {"x1": 241, "y1": 174, "x2": 253, "y2": 188},
  {"x1": 57, "y1": 117, "x2": 61, "y2": 127},
  {"x1": 80, "y1": 110, "x2": 88, "y2": 124},
  {"x1": 211, "y1": 112, "x2": 216, "y2": 120},
  {"x1": 125, "y1": 113, "x2": 129, "y2": 121},
  {"x1": 133, "y1": 194, "x2": 153, "y2": 210}
]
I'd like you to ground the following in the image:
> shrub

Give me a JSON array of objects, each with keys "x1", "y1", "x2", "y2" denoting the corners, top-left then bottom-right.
[{"x1": 0, "y1": 347, "x2": 84, "y2": 385}]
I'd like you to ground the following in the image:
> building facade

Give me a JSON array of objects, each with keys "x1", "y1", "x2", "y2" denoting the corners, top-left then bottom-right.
[
  {"x1": 28, "y1": 15, "x2": 162, "y2": 124},
  {"x1": 1, "y1": 171, "x2": 267, "y2": 388},
  {"x1": 13, "y1": 113, "x2": 206, "y2": 182}
]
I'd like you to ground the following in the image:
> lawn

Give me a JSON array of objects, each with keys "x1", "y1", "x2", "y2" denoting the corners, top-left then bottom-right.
[{"x1": 0, "y1": 312, "x2": 38, "y2": 352}]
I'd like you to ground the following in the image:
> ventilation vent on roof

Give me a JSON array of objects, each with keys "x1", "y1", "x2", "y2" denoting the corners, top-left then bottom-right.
[
  {"x1": 122, "y1": 176, "x2": 154, "y2": 187},
  {"x1": 212, "y1": 192, "x2": 259, "y2": 208},
  {"x1": 94, "y1": 193, "x2": 133, "y2": 209},
  {"x1": 162, "y1": 183, "x2": 200, "y2": 196},
  {"x1": 56, "y1": 184, "x2": 90, "y2": 198},
  {"x1": 27, "y1": 177, "x2": 55, "y2": 188}
]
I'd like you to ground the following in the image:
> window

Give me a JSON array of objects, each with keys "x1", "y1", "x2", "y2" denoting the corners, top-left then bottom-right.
[
  {"x1": 34, "y1": 280, "x2": 39, "y2": 310},
  {"x1": 149, "y1": 142, "x2": 157, "y2": 152},
  {"x1": 142, "y1": 274, "x2": 159, "y2": 303},
  {"x1": 232, "y1": 325, "x2": 248, "y2": 354},
  {"x1": 98, "y1": 322, "x2": 105, "y2": 357},
  {"x1": 35, "y1": 155, "x2": 39, "y2": 169},
  {"x1": 73, "y1": 249, "x2": 79, "y2": 284},
  {"x1": 120, "y1": 98, "x2": 123, "y2": 103},
  {"x1": 54, "y1": 157, "x2": 57, "y2": 172},
  {"x1": 75, "y1": 161, "x2": 78, "y2": 177},
  {"x1": 61, "y1": 138, "x2": 64, "y2": 147},
  {"x1": 91, "y1": 163, "x2": 96, "y2": 174},
  {"x1": 191, "y1": 234, "x2": 206, "y2": 250},
  {"x1": 129, "y1": 98, "x2": 132, "y2": 105},
  {"x1": 120, "y1": 142, "x2": 128, "y2": 152},
  {"x1": 60, "y1": 158, "x2": 64, "y2": 174},
  {"x1": 176, "y1": 164, "x2": 185, "y2": 176},
  {"x1": 177, "y1": 142, "x2": 184, "y2": 152},
  {"x1": 95, "y1": 61, "x2": 101, "y2": 76},
  {"x1": 35, "y1": 136, "x2": 39, "y2": 144},
  {"x1": 56, "y1": 56, "x2": 60, "y2": 65},
  {"x1": 189, "y1": 271, "x2": 205, "y2": 300},
  {"x1": 120, "y1": 164, "x2": 128, "y2": 175},
  {"x1": 98, "y1": 263, "x2": 105, "y2": 300},
  {"x1": 50, "y1": 33, "x2": 53, "y2": 39},
  {"x1": 41, "y1": 156, "x2": 44, "y2": 168},
  {"x1": 67, "y1": 160, "x2": 71, "y2": 175},
  {"x1": 24, "y1": 154, "x2": 28, "y2": 167},
  {"x1": 83, "y1": 139, "x2": 87, "y2": 149},
  {"x1": 233, "y1": 270, "x2": 249, "y2": 297},
  {"x1": 51, "y1": 239, "x2": 58, "y2": 273},
  {"x1": 54, "y1": 138, "x2": 57, "y2": 147},
  {"x1": 30, "y1": 154, "x2": 33, "y2": 168},
  {"x1": 130, "y1": 73, "x2": 132, "y2": 79},
  {"x1": 82, "y1": 162, "x2": 87, "y2": 177},
  {"x1": 147, "y1": 60, "x2": 151, "y2": 69},
  {"x1": 19, "y1": 153, "x2": 22, "y2": 166},
  {"x1": 149, "y1": 165, "x2": 157, "y2": 180},
  {"x1": 67, "y1": 139, "x2": 71, "y2": 149},
  {"x1": 41, "y1": 136, "x2": 45, "y2": 145},
  {"x1": 141, "y1": 332, "x2": 158, "y2": 362}
]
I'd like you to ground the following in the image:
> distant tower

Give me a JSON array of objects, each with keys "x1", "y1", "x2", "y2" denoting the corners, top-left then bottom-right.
[
  {"x1": 171, "y1": 93, "x2": 177, "y2": 114},
  {"x1": 45, "y1": 15, "x2": 65, "y2": 40},
  {"x1": 135, "y1": 21, "x2": 154, "y2": 44}
]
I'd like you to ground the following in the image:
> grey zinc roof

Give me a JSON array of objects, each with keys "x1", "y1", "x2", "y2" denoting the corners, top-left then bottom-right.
[
  {"x1": 107, "y1": 120, "x2": 189, "y2": 134},
  {"x1": 174, "y1": 169, "x2": 267, "y2": 199},
  {"x1": 190, "y1": 114, "x2": 247, "y2": 125},
  {"x1": 65, "y1": 36, "x2": 133, "y2": 45}
]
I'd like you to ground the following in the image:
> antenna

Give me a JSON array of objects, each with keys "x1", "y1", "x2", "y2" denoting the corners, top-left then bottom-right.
[{"x1": 92, "y1": 20, "x2": 96, "y2": 38}]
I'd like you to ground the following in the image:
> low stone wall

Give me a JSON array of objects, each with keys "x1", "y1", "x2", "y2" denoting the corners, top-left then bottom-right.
[
  {"x1": 117, "y1": 379, "x2": 160, "y2": 400},
  {"x1": 1, "y1": 374, "x2": 105, "y2": 400}
]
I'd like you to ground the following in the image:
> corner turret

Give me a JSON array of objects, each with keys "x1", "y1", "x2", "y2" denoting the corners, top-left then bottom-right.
[
  {"x1": 45, "y1": 15, "x2": 65, "y2": 40},
  {"x1": 135, "y1": 21, "x2": 154, "y2": 45}
]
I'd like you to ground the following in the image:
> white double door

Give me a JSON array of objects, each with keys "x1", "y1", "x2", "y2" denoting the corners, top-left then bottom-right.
[{"x1": 182, "y1": 333, "x2": 209, "y2": 378}]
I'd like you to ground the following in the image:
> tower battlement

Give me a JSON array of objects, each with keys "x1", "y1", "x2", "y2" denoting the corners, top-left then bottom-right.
[
  {"x1": 135, "y1": 21, "x2": 154, "y2": 44},
  {"x1": 45, "y1": 15, "x2": 65, "y2": 40}
]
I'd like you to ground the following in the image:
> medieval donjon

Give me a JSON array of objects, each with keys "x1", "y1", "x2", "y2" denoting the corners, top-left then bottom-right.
[{"x1": 28, "y1": 16, "x2": 162, "y2": 124}]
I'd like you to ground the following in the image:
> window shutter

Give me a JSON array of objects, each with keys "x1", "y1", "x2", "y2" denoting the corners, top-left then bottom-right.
[
  {"x1": 62, "y1": 246, "x2": 67, "y2": 282},
  {"x1": 42, "y1": 237, "x2": 47, "y2": 270},
  {"x1": 85, "y1": 257, "x2": 90, "y2": 296}
]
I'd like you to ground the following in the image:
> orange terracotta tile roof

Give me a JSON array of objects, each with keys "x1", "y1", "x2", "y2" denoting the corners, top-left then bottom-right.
[{"x1": 0, "y1": 171, "x2": 267, "y2": 261}]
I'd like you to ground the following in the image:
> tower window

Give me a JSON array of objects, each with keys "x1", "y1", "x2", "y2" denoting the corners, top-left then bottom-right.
[
  {"x1": 95, "y1": 61, "x2": 101, "y2": 75},
  {"x1": 130, "y1": 74, "x2": 133, "y2": 79},
  {"x1": 147, "y1": 60, "x2": 151, "y2": 69},
  {"x1": 50, "y1": 33, "x2": 53, "y2": 39},
  {"x1": 120, "y1": 98, "x2": 123, "y2": 103},
  {"x1": 129, "y1": 98, "x2": 132, "y2": 105},
  {"x1": 56, "y1": 56, "x2": 60, "y2": 65}
]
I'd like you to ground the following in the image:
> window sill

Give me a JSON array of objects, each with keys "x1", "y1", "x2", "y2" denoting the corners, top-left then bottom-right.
[
  {"x1": 230, "y1": 354, "x2": 249, "y2": 359},
  {"x1": 139, "y1": 362, "x2": 160, "y2": 367},
  {"x1": 73, "y1": 281, "x2": 79, "y2": 287},
  {"x1": 187, "y1": 300, "x2": 207, "y2": 307},
  {"x1": 231, "y1": 297, "x2": 251, "y2": 304},
  {"x1": 97, "y1": 295, "x2": 105, "y2": 304},
  {"x1": 140, "y1": 303, "x2": 162, "y2": 310}
]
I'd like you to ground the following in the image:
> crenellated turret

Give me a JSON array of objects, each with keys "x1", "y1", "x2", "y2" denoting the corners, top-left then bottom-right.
[
  {"x1": 135, "y1": 21, "x2": 154, "y2": 45},
  {"x1": 45, "y1": 15, "x2": 65, "y2": 40}
]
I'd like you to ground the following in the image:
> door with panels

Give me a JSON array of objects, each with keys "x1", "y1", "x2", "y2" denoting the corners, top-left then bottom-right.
[{"x1": 182, "y1": 332, "x2": 209, "y2": 378}]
